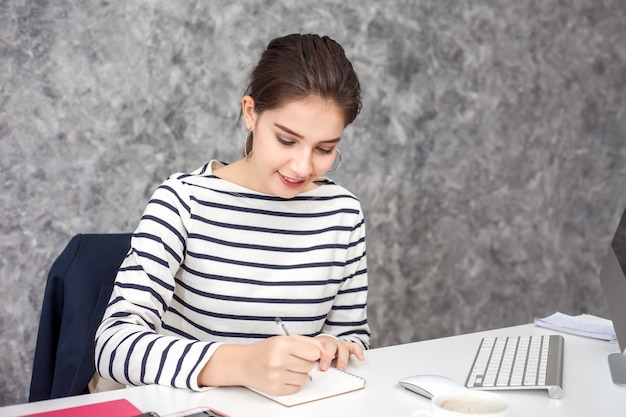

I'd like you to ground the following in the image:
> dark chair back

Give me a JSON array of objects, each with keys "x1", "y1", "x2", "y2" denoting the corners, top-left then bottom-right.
[{"x1": 29, "y1": 233, "x2": 131, "y2": 402}]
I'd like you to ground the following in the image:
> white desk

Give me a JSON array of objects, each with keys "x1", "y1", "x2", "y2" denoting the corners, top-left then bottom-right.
[{"x1": 4, "y1": 323, "x2": 625, "y2": 417}]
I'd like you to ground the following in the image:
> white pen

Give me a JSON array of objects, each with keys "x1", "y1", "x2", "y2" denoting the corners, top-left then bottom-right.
[{"x1": 275, "y1": 317, "x2": 290, "y2": 336}]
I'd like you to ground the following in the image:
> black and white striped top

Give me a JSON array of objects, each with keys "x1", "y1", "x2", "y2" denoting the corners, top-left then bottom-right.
[{"x1": 95, "y1": 161, "x2": 370, "y2": 391}]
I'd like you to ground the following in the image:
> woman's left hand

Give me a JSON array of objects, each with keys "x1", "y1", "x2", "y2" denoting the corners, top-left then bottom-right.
[{"x1": 315, "y1": 335, "x2": 365, "y2": 371}]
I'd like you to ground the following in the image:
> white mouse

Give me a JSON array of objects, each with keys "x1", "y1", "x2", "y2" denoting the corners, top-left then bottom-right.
[{"x1": 399, "y1": 374, "x2": 466, "y2": 399}]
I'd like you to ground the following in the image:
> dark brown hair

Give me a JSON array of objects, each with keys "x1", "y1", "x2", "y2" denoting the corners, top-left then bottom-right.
[{"x1": 243, "y1": 33, "x2": 361, "y2": 155}]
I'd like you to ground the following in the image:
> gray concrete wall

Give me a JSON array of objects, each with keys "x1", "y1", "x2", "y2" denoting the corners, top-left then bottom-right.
[{"x1": 1, "y1": 0, "x2": 625, "y2": 406}]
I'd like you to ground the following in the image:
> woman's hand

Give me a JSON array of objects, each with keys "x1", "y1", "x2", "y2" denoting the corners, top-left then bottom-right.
[
  {"x1": 315, "y1": 335, "x2": 365, "y2": 371},
  {"x1": 198, "y1": 335, "x2": 333, "y2": 395}
]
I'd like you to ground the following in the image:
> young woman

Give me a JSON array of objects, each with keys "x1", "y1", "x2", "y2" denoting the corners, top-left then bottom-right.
[{"x1": 95, "y1": 33, "x2": 370, "y2": 396}]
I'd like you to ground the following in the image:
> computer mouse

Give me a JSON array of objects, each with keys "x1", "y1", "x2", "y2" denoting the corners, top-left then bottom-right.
[{"x1": 399, "y1": 374, "x2": 466, "y2": 399}]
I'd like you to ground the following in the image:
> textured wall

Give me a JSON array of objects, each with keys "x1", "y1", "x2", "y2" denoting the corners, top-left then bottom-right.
[{"x1": 1, "y1": 0, "x2": 625, "y2": 406}]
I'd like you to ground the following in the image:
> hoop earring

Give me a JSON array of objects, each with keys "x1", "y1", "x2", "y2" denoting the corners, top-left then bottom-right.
[
  {"x1": 243, "y1": 130, "x2": 253, "y2": 158},
  {"x1": 327, "y1": 148, "x2": 342, "y2": 173}
]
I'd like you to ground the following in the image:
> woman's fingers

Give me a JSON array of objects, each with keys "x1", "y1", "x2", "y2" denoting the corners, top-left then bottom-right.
[{"x1": 315, "y1": 335, "x2": 365, "y2": 370}]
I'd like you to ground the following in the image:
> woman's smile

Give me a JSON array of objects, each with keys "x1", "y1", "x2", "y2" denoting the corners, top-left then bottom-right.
[{"x1": 278, "y1": 172, "x2": 307, "y2": 188}]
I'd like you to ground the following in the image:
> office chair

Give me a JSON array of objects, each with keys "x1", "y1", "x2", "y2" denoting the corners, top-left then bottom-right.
[{"x1": 29, "y1": 233, "x2": 132, "y2": 402}]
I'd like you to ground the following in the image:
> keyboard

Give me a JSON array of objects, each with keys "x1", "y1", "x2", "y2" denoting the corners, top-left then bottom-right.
[{"x1": 465, "y1": 335, "x2": 564, "y2": 399}]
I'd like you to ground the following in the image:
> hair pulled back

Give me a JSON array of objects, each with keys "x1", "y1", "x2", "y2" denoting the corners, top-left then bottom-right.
[{"x1": 243, "y1": 34, "x2": 361, "y2": 155}]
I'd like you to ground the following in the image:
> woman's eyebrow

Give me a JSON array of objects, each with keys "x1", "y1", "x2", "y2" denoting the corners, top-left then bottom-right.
[
  {"x1": 274, "y1": 123, "x2": 341, "y2": 143},
  {"x1": 275, "y1": 123, "x2": 304, "y2": 138}
]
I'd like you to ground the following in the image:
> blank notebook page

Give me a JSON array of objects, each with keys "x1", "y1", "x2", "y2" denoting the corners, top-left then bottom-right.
[{"x1": 247, "y1": 366, "x2": 366, "y2": 407}]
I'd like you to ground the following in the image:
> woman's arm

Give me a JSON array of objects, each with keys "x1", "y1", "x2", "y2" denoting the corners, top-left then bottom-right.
[
  {"x1": 319, "y1": 205, "x2": 370, "y2": 349},
  {"x1": 314, "y1": 202, "x2": 370, "y2": 370},
  {"x1": 95, "y1": 178, "x2": 217, "y2": 390},
  {"x1": 197, "y1": 334, "x2": 333, "y2": 395}
]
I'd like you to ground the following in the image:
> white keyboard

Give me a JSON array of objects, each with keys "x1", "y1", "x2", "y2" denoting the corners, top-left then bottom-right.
[{"x1": 465, "y1": 335, "x2": 564, "y2": 399}]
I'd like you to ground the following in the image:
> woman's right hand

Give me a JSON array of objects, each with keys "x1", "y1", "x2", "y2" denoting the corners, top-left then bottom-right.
[{"x1": 197, "y1": 335, "x2": 333, "y2": 395}]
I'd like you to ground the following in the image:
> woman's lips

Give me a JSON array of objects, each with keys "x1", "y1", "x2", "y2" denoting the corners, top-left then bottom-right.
[{"x1": 278, "y1": 172, "x2": 306, "y2": 188}]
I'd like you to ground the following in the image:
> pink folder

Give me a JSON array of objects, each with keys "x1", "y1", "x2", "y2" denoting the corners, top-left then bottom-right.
[{"x1": 19, "y1": 398, "x2": 142, "y2": 417}]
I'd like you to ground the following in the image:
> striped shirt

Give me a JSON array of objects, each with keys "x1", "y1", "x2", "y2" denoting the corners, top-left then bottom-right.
[{"x1": 95, "y1": 160, "x2": 370, "y2": 391}]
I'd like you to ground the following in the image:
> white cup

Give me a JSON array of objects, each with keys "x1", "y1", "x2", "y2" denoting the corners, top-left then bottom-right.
[{"x1": 411, "y1": 390, "x2": 511, "y2": 417}]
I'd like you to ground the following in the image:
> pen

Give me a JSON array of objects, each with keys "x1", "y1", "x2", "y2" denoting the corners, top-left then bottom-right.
[
  {"x1": 275, "y1": 317, "x2": 290, "y2": 336},
  {"x1": 274, "y1": 317, "x2": 313, "y2": 381}
]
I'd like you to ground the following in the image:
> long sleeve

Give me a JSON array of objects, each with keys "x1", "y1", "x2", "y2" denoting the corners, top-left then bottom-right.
[
  {"x1": 320, "y1": 208, "x2": 370, "y2": 348},
  {"x1": 95, "y1": 179, "x2": 218, "y2": 390}
]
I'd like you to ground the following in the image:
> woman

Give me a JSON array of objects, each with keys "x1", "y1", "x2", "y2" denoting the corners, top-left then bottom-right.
[{"x1": 95, "y1": 33, "x2": 370, "y2": 396}]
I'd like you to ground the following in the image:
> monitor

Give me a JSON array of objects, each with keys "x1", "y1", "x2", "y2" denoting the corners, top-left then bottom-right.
[{"x1": 598, "y1": 204, "x2": 626, "y2": 386}]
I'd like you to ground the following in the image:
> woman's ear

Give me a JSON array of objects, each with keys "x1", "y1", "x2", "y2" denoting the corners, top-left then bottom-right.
[{"x1": 241, "y1": 96, "x2": 256, "y2": 130}]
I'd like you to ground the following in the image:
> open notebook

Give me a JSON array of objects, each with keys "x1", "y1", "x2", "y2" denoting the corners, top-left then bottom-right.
[{"x1": 247, "y1": 366, "x2": 365, "y2": 406}]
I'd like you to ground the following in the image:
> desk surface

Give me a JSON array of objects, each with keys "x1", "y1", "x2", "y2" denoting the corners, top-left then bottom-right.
[{"x1": 4, "y1": 323, "x2": 625, "y2": 417}]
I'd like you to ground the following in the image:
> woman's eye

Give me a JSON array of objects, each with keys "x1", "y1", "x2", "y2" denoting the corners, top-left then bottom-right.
[
  {"x1": 276, "y1": 135, "x2": 333, "y2": 155},
  {"x1": 277, "y1": 136, "x2": 294, "y2": 146},
  {"x1": 317, "y1": 147, "x2": 333, "y2": 155}
]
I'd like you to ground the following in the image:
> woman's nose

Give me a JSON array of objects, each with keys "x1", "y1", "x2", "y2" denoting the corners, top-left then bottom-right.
[{"x1": 290, "y1": 148, "x2": 313, "y2": 177}]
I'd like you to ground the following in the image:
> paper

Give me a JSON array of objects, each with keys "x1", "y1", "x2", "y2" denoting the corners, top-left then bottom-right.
[
  {"x1": 534, "y1": 311, "x2": 617, "y2": 342},
  {"x1": 247, "y1": 366, "x2": 365, "y2": 407},
  {"x1": 19, "y1": 398, "x2": 142, "y2": 417}
]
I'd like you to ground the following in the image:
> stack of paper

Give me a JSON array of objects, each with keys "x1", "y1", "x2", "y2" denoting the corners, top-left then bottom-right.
[{"x1": 534, "y1": 312, "x2": 617, "y2": 342}]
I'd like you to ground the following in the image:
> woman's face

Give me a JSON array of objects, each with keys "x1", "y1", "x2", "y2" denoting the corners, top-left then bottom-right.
[{"x1": 242, "y1": 96, "x2": 345, "y2": 198}]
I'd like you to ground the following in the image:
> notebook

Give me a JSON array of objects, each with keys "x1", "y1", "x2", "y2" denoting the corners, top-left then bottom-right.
[{"x1": 247, "y1": 366, "x2": 365, "y2": 406}]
